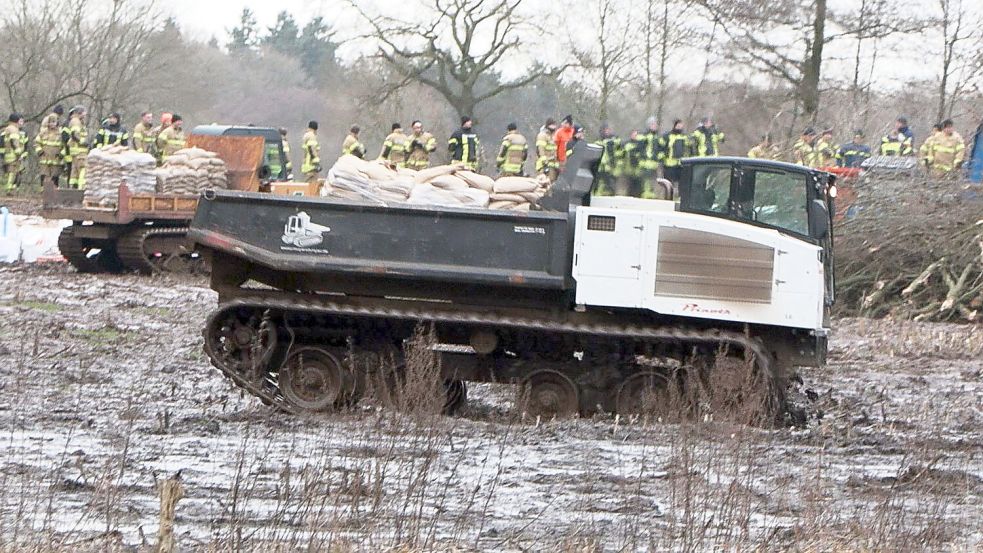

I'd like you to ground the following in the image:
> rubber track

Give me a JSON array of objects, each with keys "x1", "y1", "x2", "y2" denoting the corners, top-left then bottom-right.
[
  {"x1": 58, "y1": 227, "x2": 100, "y2": 273},
  {"x1": 203, "y1": 295, "x2": 778, "y2": 415},
  {"x1": 117, "y1": 226, "x2": 190, "y2": 274}
]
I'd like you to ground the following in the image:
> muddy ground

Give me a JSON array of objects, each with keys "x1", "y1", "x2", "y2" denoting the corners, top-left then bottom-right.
[{"x1": 0, "y1": 263, "x2": 981, "y2": 552}]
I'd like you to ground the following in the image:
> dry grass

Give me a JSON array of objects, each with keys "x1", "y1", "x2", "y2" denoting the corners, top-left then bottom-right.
[{"x1": 1, "y1": 271, "x2": 981, "y2": 552}]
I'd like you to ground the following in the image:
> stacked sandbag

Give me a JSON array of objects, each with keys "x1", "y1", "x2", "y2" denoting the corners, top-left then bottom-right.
[
  {"x1": 323, "y1": 155, "x2": 553, "y2": 211},
  {"x1": 155, "y1": 147, "x2": 228, "y2": 195},
  {"x1": 83, "y1": 146, "x2": 157, "y2": 206},
  {"x1": 489, "y1": 174, "x2": 552, "y2": 211},
  {"x1": 324, "y1": 155, "x2": 414, "y2": 204}
]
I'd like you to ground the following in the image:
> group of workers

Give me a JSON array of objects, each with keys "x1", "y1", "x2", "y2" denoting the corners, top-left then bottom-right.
[
  {"x1": 0, "y1": 105, "x2": 194, "y2": 190},
  {"x1": 305, "y1": 114, "x2": 726, "y2": 199},
  {"x1": 311, "y1": 116, "x2": 484, "y2": 183},
  {"x1": 3, "y1": 106, "x2": 974, "y2": 195},
  {"x1": 754, "y1": 116, "x2": 968, "y2": 178}
]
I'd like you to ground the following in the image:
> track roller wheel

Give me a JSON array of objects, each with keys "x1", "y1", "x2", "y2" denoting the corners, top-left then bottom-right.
[
  {"x1": 118, "y1": 226, "x2": 204, "y2": 275},
  {"x1": 58, "y1": 226, "x2": 125, "y2": 274},
  {"x1": 278, "y1": 347, "x2": 352, "y2": 412},
  {"x1": 204, "y1": 308, "x2": 278, "y2": 379},
  {"x1": 616, "y1": 371, "x2": 674, "y2": 417},
  {"x1": 521, "y1": 369, "x2": 580, "y2": 418},
  {"x1": 443, "y1": 380, "x2": 468, "y2": 415}
]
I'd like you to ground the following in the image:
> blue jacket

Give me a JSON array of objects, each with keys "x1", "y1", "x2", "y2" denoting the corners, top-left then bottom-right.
[{"x1": 836, "y1": 142, "x2": 872, "y2": 168}]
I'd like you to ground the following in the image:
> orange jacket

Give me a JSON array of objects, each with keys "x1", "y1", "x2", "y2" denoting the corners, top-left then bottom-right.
[{"x1": 555, "y1": 126, "x2": 574, "y2": 162}]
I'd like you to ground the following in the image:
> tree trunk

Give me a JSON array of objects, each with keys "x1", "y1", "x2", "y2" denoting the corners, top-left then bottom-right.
[
  {"x1": 656, "y1": 0, "x2": 669, "y2": 125},
  {"x1": 644, "y1": 0, "x2": 654, "y2": 117},
  {"x1": 799, "y1": 0, "x2": 827, "y2": 122}
]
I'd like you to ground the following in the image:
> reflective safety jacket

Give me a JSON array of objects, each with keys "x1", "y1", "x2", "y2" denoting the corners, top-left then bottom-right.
[
  {"x1": 792, "y1": 139, "x2": 818, "y2": 168},
  {"x1": 880, "y1": 135, "x2": 912, "y2": 156},
  {"x1": 342, "y1": 134, "x2": 364, "y2": 159},
  {"x1": 535, "y1": 129, "x2": 558, "y2": 173},
  {"x1": 448, "y1": 126, "x2": 480, "y2": 170},
  {"x1": 380, "y1": 131, "x2": 409, "y2": 166},
  {"x1": 835, "y1": 142, "x2": 871, "y2": 168},
  {"x1": 61, "y1": 116, "x2": 88, "y2": 163},
  {"x1": 662, "y1": 130, "x2": 692, "y2": 168},
  {"x1": 132, "y1": 121, "x2": 155, "y2": 153},
  {"x1": 282, "y1": 140, "x2": 292, "y2": 173},
  {"x1": 919, "y1": 131, "x2": 940, "y2": 166},
  {"x1": 691, "y1": 125, "x2": 724, "y2": 156},
  {"x1": 927, "y1": 132, "x2": 965, "y2": 173},
  {"x1": 621, "y1": 136, "x2": 645, "y2": 177},
  {"x1": 93, "y1": 124, "x2": 129, "y2": 148},
  {"x1": 302, "y1": 130, "x2": 320, "y2": 173},
  {"x1": 815, "y1": 138, "x2": 837, "y2": 167},
  {"x1": 406, "y1": 132, "x2": 437, "y2": 170},
  {"x1": 35, "y1": 120, "x2": 63, "y2": 166},
  {"x1": 640, "y1": 130, "x2": 663, "y2": 170},
  {"x1": 747, "y1": 144, "x2": 779, "y2": 160},
  {"x1": 496, "y1": 131, "x2": 528, "y2": 174},
  {"x1": 155, "y1": 126, "x2": 186, "y2": 161},
  {"x1": 595, "y1": 136, "x2": 624, "y2": 176},
  {"x1": 1, "y1": 123, "x2": 24, "y2": 164}
]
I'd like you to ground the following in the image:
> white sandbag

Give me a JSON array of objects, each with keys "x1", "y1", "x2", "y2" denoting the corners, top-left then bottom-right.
[
  {"x1": 493, "y1": 176, "x2": 540, "y2": 194},
  {"x1": 446, "y1": 187, "x2": 490, "y2": 207},
  {"x1": 406, "y1": 183, "x2": 485, "y2": 208},
  {"x1": 428, "y1": 174, "x2": 470, "y2": 191},
  {"x1": 413, "y1": 164, "x2": 458, "y2": 184},
  {"x1": 457, "y1": 171, "x2": 495, "y2": 192},
  {"x1": 490, "y1": 193, "x2": 527, "y2": 203},
  {"x1": 509, "y1": 203, "x2": 532, "y2": 212},
  {"x1": 361, "y1": 161, "x2": 398, "y2": 181},
  {"x1": 378, "y1": 180, "x2": 415, "y2": 198}
]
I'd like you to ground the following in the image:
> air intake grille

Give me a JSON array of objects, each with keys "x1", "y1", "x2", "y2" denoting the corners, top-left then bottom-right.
[
  {"x1": 587, "y1": 215, "x2": 616, "y2": 232},
  {"x1": 655, "y1": 227, "x2": 775, "y2": 303}
]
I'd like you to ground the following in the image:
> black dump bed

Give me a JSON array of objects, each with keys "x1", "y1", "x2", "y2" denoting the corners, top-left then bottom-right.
[{"x1": 189, "y1": 146, "x2": 600, "y2": 292}]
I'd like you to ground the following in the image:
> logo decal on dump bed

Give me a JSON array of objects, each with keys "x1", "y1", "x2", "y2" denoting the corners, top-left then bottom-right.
[{"x1": 281, "y1": 212, "x2": 331, "y2": 252}]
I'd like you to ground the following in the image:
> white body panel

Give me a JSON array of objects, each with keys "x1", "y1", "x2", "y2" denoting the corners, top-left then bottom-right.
[{"x1": 572, "y1": 199, "x2": 825, "y2": 331}]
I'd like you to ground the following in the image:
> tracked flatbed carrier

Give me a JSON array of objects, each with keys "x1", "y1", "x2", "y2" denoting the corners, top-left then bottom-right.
[{"x1": 190, "y1": 147, "x2": 836, "y2": 418}]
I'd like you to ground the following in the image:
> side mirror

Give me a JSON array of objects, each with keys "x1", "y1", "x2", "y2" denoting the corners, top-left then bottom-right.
[{"x1": 809, "y1": 199, "x2": 829, "y2": 239}]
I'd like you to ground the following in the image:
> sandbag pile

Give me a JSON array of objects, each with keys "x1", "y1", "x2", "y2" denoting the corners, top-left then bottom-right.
[
  {"x1": 324, "y1": 155, "x2": 550, "y2": 210},
  {"x1": 83, "y1": 146, "x2": 157, "y2": 206},
  {"x1": 156, "y1": 147, "x2": 228, "y2": 195},
  {"x1": 489, "y1": 175, "x2": 551, "y2": 211}
]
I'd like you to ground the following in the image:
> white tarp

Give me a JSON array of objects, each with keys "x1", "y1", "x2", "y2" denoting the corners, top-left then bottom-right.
[{"x1": 0, "y1": 207, "x2": 70, "y2": 263}]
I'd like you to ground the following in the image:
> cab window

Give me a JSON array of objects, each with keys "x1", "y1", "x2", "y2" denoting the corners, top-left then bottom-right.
[
  {"x1": 738, "y1": 169, "x2": 809, "y2": 236},
  {"x1": 688, "y1": 164, "x2": 732, "y2": 215}
]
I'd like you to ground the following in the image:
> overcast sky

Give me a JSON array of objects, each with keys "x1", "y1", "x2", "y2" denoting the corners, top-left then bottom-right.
[{"x1": 162, "y1": 1, "x2": 977, "y2": 90}]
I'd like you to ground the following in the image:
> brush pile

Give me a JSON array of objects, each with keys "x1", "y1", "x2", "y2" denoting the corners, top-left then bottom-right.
[{"x1": 835, "y1": 174, "x2": 983, "y2": 322}]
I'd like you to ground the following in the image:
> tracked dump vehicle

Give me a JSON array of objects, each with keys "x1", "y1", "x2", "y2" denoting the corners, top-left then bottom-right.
[
  {"x1": 189, "y1": 147, "x2": 835, "y2": 417},
  {"x1": 46, "y1": 126, "x2": 287, "y2": 274}
]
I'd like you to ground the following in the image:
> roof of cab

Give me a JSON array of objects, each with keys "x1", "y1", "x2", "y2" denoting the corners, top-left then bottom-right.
[
  {"x1": 191, "y1": 125, "x2": 281, "y2": 140},
  {"x1": 682, "y1": 156, "x2": 821, "y2": 174}
]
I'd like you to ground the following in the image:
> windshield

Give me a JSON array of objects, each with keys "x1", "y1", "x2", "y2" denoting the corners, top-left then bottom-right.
[{"x1": 687, "y1": 165, "x2": 810, "y2": 237}]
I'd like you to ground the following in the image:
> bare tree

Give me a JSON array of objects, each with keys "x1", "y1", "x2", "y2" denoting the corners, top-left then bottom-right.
[
  {"x1": 0, "y1": 0, "x2": 164, "y2": 122},
  {"x1": 348, "y1": 0, "x2": 568, "y2": 119},
  {"x1": 698, "y1": 0, "x2": 830, "y2": 123},
  {"x1": 935, "y1": 0, "x2": 983, "y2": 121},
  {"x1": 641, "y1": 0, "x2": 699, "y2": 123},
  {"x1": 576, "y1": 0, "x2": 636, "y2": 122}
]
